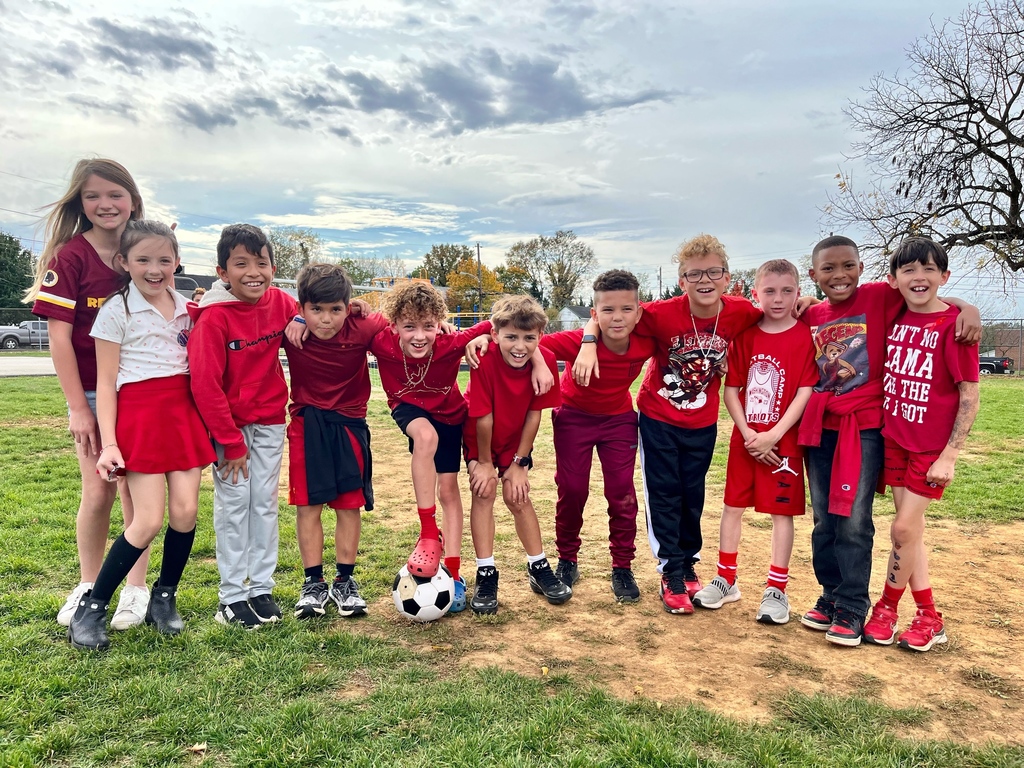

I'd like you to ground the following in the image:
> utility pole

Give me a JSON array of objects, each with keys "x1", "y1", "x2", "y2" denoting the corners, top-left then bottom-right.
[
  {"x1": 658, "y1": 266, "x2": 662, "y2": 299},
  {"x1": 476, "y1": 242, "x2": 484, "y2": 308}
]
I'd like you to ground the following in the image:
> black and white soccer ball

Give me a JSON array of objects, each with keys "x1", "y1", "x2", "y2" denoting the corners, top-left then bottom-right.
[{"x1": 392, "y1": 564, "x2": 454, "y2": 622}]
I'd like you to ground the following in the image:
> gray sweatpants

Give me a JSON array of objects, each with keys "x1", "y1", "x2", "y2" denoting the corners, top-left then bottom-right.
[{"x1": 212, "y1": 423, "x2": 285, "y2": 605}]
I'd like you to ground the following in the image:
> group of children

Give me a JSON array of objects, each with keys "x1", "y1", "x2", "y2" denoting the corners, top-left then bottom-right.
[{"x1": 28, "y1": 158, "x2": 981, "y2": 654}]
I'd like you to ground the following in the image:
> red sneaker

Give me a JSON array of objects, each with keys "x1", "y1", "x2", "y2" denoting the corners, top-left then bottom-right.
[
  {"x1": 682, "y1": 562, "x2": 702, "y2": 598},
  {"x1": 863, "y1": 601, "x2": 899, "y2": 646},
  {"x1": 897, "y1": 609, "x2": 947, "y2": 652},
  {"x1": 660, "y1": 574, "x2": 694, "y2": 614}
]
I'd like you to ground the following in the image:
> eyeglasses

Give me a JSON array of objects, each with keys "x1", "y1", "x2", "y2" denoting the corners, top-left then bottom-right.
[{"x1": 682, "y1": 267, "x2": 727, "y2": 283}]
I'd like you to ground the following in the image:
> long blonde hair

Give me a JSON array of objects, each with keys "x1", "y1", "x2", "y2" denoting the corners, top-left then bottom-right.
[{"x1": 23, "y1": 158, "x2": 144, "y2": 302}]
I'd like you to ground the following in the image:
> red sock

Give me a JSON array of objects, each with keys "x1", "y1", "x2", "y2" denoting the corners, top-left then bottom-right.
[
  {"x1": 417, "y1": 506, "x2": 439, "y2": 540},
  {"x1": 444, "y1": 556, "x2": 461, "y2": 582},
  {"x1": 766, "y1": 564, "x2": 789, "y2": 592},
  {"x1": 912, "y1": 588, "x2": 935, "y2": 614},
  {"x1": 717, "y1": 551, "x2": 738, "y2": 585},
  {"x1": 881, "y1": 583, "x2": 905, "y2": 611}
]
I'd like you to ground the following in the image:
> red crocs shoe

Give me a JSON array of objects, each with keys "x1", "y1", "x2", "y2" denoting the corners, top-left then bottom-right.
[{"x1": 407, "y1": 536, "x2": 443, "y2": 577}]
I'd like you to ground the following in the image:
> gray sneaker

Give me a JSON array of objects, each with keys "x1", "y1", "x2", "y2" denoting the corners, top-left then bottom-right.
[
  {"x1": 692, "y1": 576, "x2": 741, "y2": 609},
  {"x1": 294, "y1": 580, "x2": 329, "y2": 619},
  {"x1": 329, "y1": 578, "x2": 367, "y2": 617},
  {"x1": 756, "y1": 587, "x2": 790, "y2": 625}
]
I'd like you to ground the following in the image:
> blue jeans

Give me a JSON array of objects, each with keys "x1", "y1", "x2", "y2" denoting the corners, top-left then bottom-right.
[{"x1": 805, "y1": 428, "x2": 882, "y2": 618}]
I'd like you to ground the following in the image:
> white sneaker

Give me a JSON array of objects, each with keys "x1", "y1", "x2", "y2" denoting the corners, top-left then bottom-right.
[
  {"x1": 692, "y1": 576, "x2": 741, "y2": 609},
  {"x1": 57, "y1": 582, "x2": 93, "y2": 627},
  {"x1": 110, "y1": 584, "x2": 150, "y2": 630}
]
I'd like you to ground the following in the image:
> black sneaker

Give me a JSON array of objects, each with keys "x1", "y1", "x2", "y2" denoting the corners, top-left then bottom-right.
[
  {"x1": 528, "y1": 559, "x2": 573, "y2": 605},
  {"x1": 555, "y1": 558, "x2": 580, "y2": 587},
  {"x1": 611, "y1": 568, "x2": 640, "y2": 603},
  {"x1": 471, "y1": 566, "x2": 499, "y2": 614},
  {"x1": 215, "y1": 600, "x2": 262, "y2": 630},
  {"x1": 249, "y1": 594, "x2": 282, "y2": 623},
  {"x1": 825, "y1": 607, "x2": 864, "y2": 647},
  {"x1": 294, "y1": 580, "x2": 329, "y2": 619},
  {"x1": 800, "y1": 596, "x2": 836, "y2": 631}
]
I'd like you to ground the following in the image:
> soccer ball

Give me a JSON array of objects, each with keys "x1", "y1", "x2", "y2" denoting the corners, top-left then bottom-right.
[{"x1": 392, "y1": 564, "x2": 454, "y2": 622}]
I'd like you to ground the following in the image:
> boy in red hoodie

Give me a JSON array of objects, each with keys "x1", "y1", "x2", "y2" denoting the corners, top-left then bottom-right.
[{"x1": 189, "y1": 224, "x2": 298, "y2": 629}]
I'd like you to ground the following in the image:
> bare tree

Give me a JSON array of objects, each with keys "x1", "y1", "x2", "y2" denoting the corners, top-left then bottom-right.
[
  {"x1": 825, "y1": 0, "x2": 1024, "y2": 273},
  {"x1": 503, "y1": 230, "x2": 597, "y2": 309},
  {"x1": 266, "y1": 227, "x2": 325, "y2": 279}
]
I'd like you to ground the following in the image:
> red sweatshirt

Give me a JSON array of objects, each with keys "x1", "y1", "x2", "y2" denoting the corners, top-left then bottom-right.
[{"x1": 188, "y1": 283, "x2": 297, "y2": 460}]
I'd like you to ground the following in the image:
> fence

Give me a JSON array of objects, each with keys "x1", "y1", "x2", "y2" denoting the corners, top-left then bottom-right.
[{"x1": 982, "y1": 319, "x2": 1023, "y2": 371}]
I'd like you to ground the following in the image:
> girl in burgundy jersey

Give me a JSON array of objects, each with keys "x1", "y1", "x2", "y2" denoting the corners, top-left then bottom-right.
[{"x1": 25, "y1": 159, "x2": 154, "y2": 632}]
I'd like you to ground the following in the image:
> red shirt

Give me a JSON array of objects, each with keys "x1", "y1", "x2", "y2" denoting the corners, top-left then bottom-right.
[
  {"x1": 187, "y1": 284, "x2": 297, "y2": 460},
  {"x1": 371, "y1": 321, "x2": 492, "y2": 424},
  {"x1": 882, "y1": 305, "x2": 979, "y2": 453},
  {"x1": 635, "y1": 294, "x2": 761, "y2": 428},
  {"x1": 285, "y1": 313, "x2": 389, "y2": 419},
  {"x1": 801, "y1": 281, "x2": 903, "y2": 429},
  {"x1": 31, "y1": 234, "x2": 122, "y2": 391},
  {"x1": 726, "y1": 323, "x2": 818, "y2": 454},
  {"x1": 541, "y1": 329, "x2": 654, "y2": 415},
  {"x1": 465, "y1": 345, "x2": 562, "y2": 464}
]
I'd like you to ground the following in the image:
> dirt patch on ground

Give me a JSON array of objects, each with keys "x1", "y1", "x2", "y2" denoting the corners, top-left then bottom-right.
[{"x1": 301, "y1": 405, "x2": 1024, "y2": 746}]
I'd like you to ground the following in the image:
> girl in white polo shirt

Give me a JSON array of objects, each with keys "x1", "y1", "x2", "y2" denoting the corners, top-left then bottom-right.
[{"x1": 67, "y1": 220, "x2": 216, "y2": 651}]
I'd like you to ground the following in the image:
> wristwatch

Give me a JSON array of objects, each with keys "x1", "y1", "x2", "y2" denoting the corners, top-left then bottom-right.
[
  {"x1": 511, "y1": 453, "x2": 530, "y2": 467},
  {"x1": 581, "y1": 334, "x2": 597, "y2": 343}
]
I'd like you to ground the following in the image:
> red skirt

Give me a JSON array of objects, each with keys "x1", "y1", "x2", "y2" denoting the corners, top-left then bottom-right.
[{"x1": 116, "y1": 375, "x2": 216, "y2": 474}]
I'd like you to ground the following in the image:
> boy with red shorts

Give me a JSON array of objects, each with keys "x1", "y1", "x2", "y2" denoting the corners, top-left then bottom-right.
[
  {"x1": 464, "y1": 295, "x2": 570, "y2": 613},
  {"x1": 285, "y1": 263, "x2": 382, "y2": 619},
  {"x1": 862, "y1": 238, "x2": 979, "y2": 652},
  {"x1": 540, "y1": 270, "x2": 654, "y2": 602},
  {"x1": 693, "y1": 259, "x2": 817, "y2": 624}
]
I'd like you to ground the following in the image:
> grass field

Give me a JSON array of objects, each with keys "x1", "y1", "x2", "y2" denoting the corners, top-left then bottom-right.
[{"x1": 1, "y1": 375, "x2": 1022, "y2": 766}]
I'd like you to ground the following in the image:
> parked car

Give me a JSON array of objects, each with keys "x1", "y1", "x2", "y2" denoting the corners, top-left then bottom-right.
[
  {"x1": 979, "y1": 355, "x2": 1014, "y2": 375},
  {"x1": 0, "y1": 320, "x2": 49, "y2": 349}
]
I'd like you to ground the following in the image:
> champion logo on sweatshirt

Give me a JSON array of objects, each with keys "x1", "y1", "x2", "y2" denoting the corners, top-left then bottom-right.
[{"x1": 227, "y1": 329, "x2": 284, "y2": 351}]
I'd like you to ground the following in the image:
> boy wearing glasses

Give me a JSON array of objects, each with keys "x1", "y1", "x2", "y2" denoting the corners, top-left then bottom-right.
[{"x1": 574, "y1": 234, "x2": 760, "y2": 613}]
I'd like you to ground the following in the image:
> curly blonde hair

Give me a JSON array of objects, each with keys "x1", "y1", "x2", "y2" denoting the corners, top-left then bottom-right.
[
  {"x1": 381, "y1": 282, "x2": 447, "y2": 323},
  {"x1": 490, "y1": 295, "x2": 547, "y2": 331},
  {"x1": 673, "y1": 233, "x2": 730, "y2": 277}
]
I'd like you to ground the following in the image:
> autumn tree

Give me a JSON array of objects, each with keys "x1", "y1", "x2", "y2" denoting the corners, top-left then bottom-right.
[
  {"x1": 265, "y1": 227, "x2": 325, "y2": 280},
  {"x1": 445, "y1": 256, "x2": 503, "y2": 319},
  {"x1": 825, "y1": 0, "x2": 1024, "y2": 273},
  {"x1": 420, "y1": 244, "x2": 472, "y2": 287},
  {"x1": 503, "y1": 230, "x2": 596, "y2": 309}
]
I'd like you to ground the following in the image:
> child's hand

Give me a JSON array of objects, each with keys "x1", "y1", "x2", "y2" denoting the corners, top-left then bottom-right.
[
  {"x1": 464, "y1": 336, "x2": 489, "y2": 368},
  {"x1": 572, "y1": 344, "x2": 599, "y2": 386},
  {"x1": 501, "y1": 464, "x2": 530, "y2": 504},
  {"x1": 439, "y1": 321, "x2": 457, "y2": 335},
  {"x1": 348, "y1": 298, "x2": 372, "y2": 317},
  {"x1": 96, "y1": 445, "x2": 125, "y2": 480},
  {"x1": 469, "y1": 461, "x2": 497, "y2": 498},
  {"x1": 531, "y1": 359, "x2": 554, "y2": 395},
  {"x1": 285, "y1": 318, "x2": 309, "y2": 349},
  {"x1": 744, "y1": 432, "x2": 781, "y2": 465},
  {"x1": 954, "y1": 304, "x2": 982, "y2": 344},
  {"x1": 218, "y1": 454, "x2": 250, "y2": 484},
  {"x1": 926, "y1": 456, "x2": 956, "y2": 488},
  {"x1": 793, "y1": 295, "x2": 819, "y2": 318},
  {"x1": 68, "y1": 406, "x2": 100, "y2": 456}
]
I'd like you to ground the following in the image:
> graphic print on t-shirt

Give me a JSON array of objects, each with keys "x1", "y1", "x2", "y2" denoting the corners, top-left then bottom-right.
[
  {"x1": 883, "y1": 316, "x2": 946, "y2": 425},
  {"x1": 811, "y1": 314, "x2": 868, "y2": 395},
  {"x1": 745, "y1": 353, "x2": 786, "y2": 425},
  {"x1": 657, "y1": 331, "x2": 727, "y2": 410}
]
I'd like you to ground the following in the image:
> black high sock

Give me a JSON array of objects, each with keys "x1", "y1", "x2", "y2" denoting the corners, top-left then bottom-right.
[
  {"x1": 91, "y1": 534, "x2": 147, "y2": 604},
  {"x1": 336, "y1": 562, "x2": 354, "y2": 581},
  {"x1": 304, "y1": 564, "x2": 324, "y2": 583},
  {"x1": 157, "y1": 526, "x2": 196, "y2": 589}
]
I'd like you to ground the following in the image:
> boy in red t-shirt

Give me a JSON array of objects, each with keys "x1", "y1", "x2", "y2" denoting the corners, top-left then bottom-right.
[
  {"x1": 285, "y1": 263, "x2": 384, "y2": 620},
  {"x1": 575, "y1": 235, "x2": 761, "y2": 614},
  {"x1": 540, "y1": 270, "x2": 654, "y2": 602},
  {"x1": 797, "y1": 235, "x2": 980, "y2": 647},
  {"x1": 463, "y1": 295, "x2": 569, "y2": 613},
  {"x1": 371, "y1": 282, "x2": 495, "y2": 612},
  {"x1": 861, "y1": 238, "x2": 979, "y2": 652},
  {"x1": 692, "y1": 260, "x2": 817, "y2": 624}
]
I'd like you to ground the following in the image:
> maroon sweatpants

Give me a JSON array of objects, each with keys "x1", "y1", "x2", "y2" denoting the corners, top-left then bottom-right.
[{"x1": 551, "y1": 405, "x2": 640, "y2": 569}]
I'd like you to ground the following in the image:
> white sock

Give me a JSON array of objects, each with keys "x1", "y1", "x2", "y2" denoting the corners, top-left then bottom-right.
[
  {"x1": 476, "y1": 556, "x2": 496, "y2": 568},
  {"x1": 526, "y1": 551, "x2": 546, "y2": 565}
]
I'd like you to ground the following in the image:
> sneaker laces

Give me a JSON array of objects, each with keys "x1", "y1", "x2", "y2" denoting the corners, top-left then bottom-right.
[
  {"x1": 476, "y1": 568, "x2": 498, "y2": 599},
  {"x1": 531, "y1": 562, "x2": 561, "y2": 591},
  {"x1": 682, "y1": 564, "x2": 698, "y2": 582},
  {"x1": 117, "y1": 586, "x2": 148, "y2": 616},
  {"x1": 665, "y1": 573, "x2": 688, "y2": 595}
]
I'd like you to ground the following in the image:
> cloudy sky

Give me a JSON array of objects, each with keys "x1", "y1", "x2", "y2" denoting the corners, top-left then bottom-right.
[{"x1": 3, "y1": 0, "x2": 1019, "y2": 311}]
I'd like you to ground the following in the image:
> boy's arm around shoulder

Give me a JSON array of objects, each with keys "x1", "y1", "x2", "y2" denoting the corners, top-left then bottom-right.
[{"x1": 942, "y1": 297, "x2": 981, "y2": 344}]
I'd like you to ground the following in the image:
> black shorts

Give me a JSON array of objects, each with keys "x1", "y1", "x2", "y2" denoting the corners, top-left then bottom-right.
[{"x1": 391, "y1": 403, "x2": 463, "y2": 474}]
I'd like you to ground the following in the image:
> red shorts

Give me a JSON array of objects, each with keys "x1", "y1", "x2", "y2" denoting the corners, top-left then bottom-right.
[
  {"x1": 462, "y1": 416, "x2": 517, "y2": 471},
  {"x1": 722, "y1": 432, "x2": 806, "y2": 516},
  {"x1": 882, "y1": 437, "x2": 944, "y2": 500},
  {"x1": 116, "y1": 375, "x2": 216, "y2": 474},
  {"x1": 287, "y1": 415, "x2": 366, "y2": 510}
]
